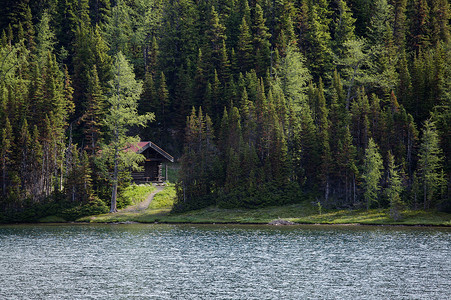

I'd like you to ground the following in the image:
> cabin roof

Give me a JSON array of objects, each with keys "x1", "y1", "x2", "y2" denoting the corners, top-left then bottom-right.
[{"x1": 129, "y1": 141, "x2": 174, "y2": 162}]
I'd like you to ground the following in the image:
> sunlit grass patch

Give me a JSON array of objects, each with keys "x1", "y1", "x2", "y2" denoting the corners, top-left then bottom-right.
[
  {"x1": 147, "y1": 184, "x2": 176, "y2": 209},
  {"x1": 120, "y1": 184, "x2": 155, "y2": 206},
  {"x1": 78, "y1": 185, "x2": 450, "y2": 226}
]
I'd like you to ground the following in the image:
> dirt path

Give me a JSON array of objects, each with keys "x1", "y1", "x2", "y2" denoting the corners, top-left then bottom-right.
[{"x1": 119, "y1": 185, "x2": 165, "y2": 213}]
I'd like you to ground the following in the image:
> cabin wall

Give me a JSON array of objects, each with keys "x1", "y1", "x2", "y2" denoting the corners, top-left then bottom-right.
[{"x1": 131, "y1": 144, "x2": 172, "y2": 183}]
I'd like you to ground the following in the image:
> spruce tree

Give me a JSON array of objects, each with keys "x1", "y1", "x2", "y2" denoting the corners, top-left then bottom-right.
[
  {"x1": 35, "y1": 11, "x2": 56, "y2": 65},
  {"x1": 237, "y1": 16, "x2": 253, "y2": 73},
  {"x1": 367, "y1": 0, "x2": 392, "y2": 46},
  {"x1": 89, "y1": 0, "x2": 111, "y2": 26},
  {"x1": 252, "y1": 4, "x2": 271, "y2": 77},
  {"x1": 277, "y1": 44, "x2": 310, "y2": 109},
  {"x1": 386, "y1": 151, "x2": 404, "y2": 220},
  {"x1": 417, "y1": 120, "x2": 444, "y2": 209},
  {"x1": 207, "y1": 6, "x2": 228, "y2": 75},
  {"x1": 362, "y1": 138, "x2": 384, "y2": 209},
  {"x1": 104, "y1": 0, "x2": 132, "y2": 56},
  {"x1": 1, "y1": 117, "x2": 13, "y2": 197},
  {"x1": 333, "y1": 0, "x2": 356, "y2": 55},
  {"x1": 305, "y1": 0, "x2": 332, "y2": 79},
  {"x1": 80, "y1": 66, "x2": 105, "y2": 155},
  {"x1": 393, "y1": 0, "x2": 408, "y2": 49},
  {"x1": 317, "y1": 78, "x2": 331, "y2": 202},
  {"x1": 97, "y1": 52, "x2": 153, "y2": 213},
  {"x1": 429, "y1": 0, "x2": 450, "y2": 45},
  {"x1": 409, "y1": 0, "x2": 430, "y2": 52}
]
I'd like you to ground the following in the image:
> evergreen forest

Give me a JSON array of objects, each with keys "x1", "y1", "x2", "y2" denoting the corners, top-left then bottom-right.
[{"x1": 0, "y1": 0, "x2": 450, "y2": 222}]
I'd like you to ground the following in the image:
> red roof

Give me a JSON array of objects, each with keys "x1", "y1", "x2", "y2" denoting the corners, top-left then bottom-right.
[
  {"x1": 127, "y1": 142, "x2": 150, "y2": 153},
  {"x1": 127, "y1": 141, "x2": 174, "y2": 162}
]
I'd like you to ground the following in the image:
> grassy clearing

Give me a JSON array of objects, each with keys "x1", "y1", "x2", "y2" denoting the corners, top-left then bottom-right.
[
  {"x1": 155, "y1": 206, "x2": 450, "y2": 226},
  {"x1": 78, "y1": 184, "x2": 172, "y2": 223},
  {"x1": 119, "y1": 184, "x2": 155, "y2": 206},
  {"x1": 147, "y1": 184, "x2": 176, "y2": 209},
  {"x1": 79, "y1": 185, "x2": 450, "y2": 226},
  {"x1": 291, "y1": 208, "x2": 451, "y2": 226}
]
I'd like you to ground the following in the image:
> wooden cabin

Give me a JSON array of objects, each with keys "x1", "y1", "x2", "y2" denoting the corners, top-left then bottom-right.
[{"x1": 129, "y1": 141, "x2": 174, "y2": 183}]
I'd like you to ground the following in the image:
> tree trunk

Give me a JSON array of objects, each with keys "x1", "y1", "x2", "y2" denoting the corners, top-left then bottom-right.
[
  {"x1": 423, "y1": 181, "x2": 427, "y2": 210},
  {"x1": 2, "y1": 158, "x2": 6, "y2": 196},
  {"x1": 110, "y1": 180, "x2": 118, "y2": 213},
  {"x1": 325, "y1": 179, "x2": 329, "y2": 203},
  {"x1": 110, "y1": 146, "x2": 119, "y2": 213}
]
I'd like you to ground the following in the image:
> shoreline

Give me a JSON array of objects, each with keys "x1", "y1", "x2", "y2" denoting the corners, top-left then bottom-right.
[{"x1": 2, "y1": 220, "x2": 450, "y2": 228}]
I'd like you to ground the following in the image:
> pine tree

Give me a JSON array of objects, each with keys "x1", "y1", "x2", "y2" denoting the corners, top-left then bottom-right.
[
  {"x1": 273, "y1": 0, "x2": 296, "y2": 53},
  {"x1": 298, "y1": 99, "x2": 319, "y2": 190},
  {"x1": 333, "y1": 0, "x2": 356, "y2": 55},
  {"x1": 80, "y1": 66, "x2": 105, "y2": 155},
  {"x1": 335, "y1": 124, "x2": 358, "y2": 205},
  {"x1": 397, "y1": 50, "x2": 412, "y2": 107},
  {"x1": 224, "y1": 107, "x2": 243, "y2": 192},
  {"x1": 317, "y1": 78, "x2": 331, "y2": 202},
  {"x1": 393, "y1": 0, "x2": 407, "y2": 49},
  {"x1": 148, "y1": 36, "x2": 159, "y2": 76},
  {"x1": 409, "y1": 0, "x2": 430, "y2": 52},
  {"x1": 207, "y1": 6, "x2": 228, "y2": 75},
  {"x1": 176, "y1": 107, "x2": 218, "y2": 210},
  {"x1": 104, "y1": 0, "x2": 132, "y2": 56},
  {"x1": 1, "y1": 117, "x2": 13, "y2": 197},
  {"x1": 66, "y1": 146, "x2": 94, "y2": 203},
  {"x1": 417, "y1": 120, "x2": 444, "y2": 209},
  {"x1": 97, "y1": 52, "x2": 154, "y2": 212},
  {"x1": 386, "y1": 151, "x2": 404, "y2": 220},
  {"x1": 252, "y1": 4, "x2": 271, "y2": 77},
  {"x1": 305, "y1": 0, "x2": 333, "y2": 79},
  {"x1": 367, "y1": 0, "x2": 392, "y2": 46},
  {"x1": 237, "y1": 16, "x2": 253, "y2": 73},
  {"x1": 296, "y1": 0, "x2": 310, "y2": 54},
  {"x1": 22, "y1": 5, "x2": 35, "y2": 51},
  {"x1": 89, "y1": 0, "x2": 111, "y2": 26},
  {"x1": 55, "y1": 0, "x2": 80, "y2": 59},
  {"x1": 338, "y1": 38, "x2": 371, "y2": 110},
  {"x1": 35, "y1": 11, "x2": 56, "y2": 65},
  {"x1": 218, "y1": 40, "x2": 231, "y2": 83},
  {"x1": 276, "y1": 44, "x2": 310, "y2": 109},
  {"x1": 362, "y1": 138, "x2": 384, "y2": 209},
  {"x1": 72, "y1": 24, "x2": 112, "y2": 119},
  {"x1": 19, "y1": 118, "x2": 31, "y2": 200},
  {"x1": 428, "y1": 0, "x2": 450, "y2": 46},
  {"x1": 351, "y1": 88, "x2": 370, "y2": 152}
]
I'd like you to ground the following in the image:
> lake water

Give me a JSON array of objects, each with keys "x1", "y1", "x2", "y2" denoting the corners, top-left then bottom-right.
[{"x1": 0, "y1": 224, "x2": 450, "y2": 299}]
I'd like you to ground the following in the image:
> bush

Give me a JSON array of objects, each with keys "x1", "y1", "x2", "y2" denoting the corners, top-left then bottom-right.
[
  {"x1": 60, "y1": 197, "x2": 109, "y2": 221},
  {"x1": 218, "y1": 182, "x2": 303, "y2": 209}
]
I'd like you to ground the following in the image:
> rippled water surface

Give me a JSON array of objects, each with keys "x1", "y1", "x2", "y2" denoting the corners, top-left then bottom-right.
[{"x1": 0, "y1": 224, "x2": 450, "y2": 299}]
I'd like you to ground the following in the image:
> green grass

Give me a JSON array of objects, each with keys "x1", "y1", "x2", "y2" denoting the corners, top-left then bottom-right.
[
  {"x1": 157, "y1": 206, "x2": 450, "y2": 226},
  {"x1": 291, "y1": 208, "x2": 451, "y2": 226},
  {"x1": 148, "y1": 184, "x2": 176, "y2": 209},
  {"x1": 119, "y1": 183, "x2": 155, "y2": 206},
  {"x1": 79, "y1": 185, "x2": 451, "y2": 226},
  {"x1": 77, "y1": 185, "x2": 173, "y2": 223}
]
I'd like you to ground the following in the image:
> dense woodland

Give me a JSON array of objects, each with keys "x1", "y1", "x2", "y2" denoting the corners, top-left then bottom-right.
[{"x1": 0, "y1": 0, "x2": 450, "y2": 221}]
